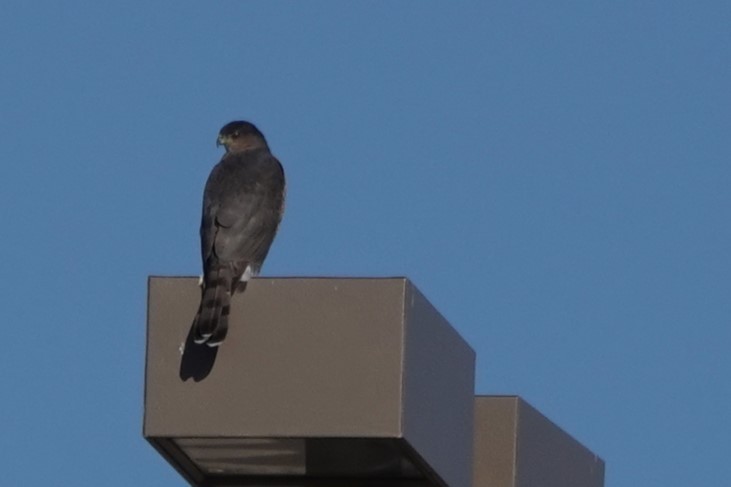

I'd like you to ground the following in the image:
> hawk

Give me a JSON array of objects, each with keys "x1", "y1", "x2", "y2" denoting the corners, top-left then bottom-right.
[{"x1": 193, "y1": 121, "x2": 286, "y2": 347}]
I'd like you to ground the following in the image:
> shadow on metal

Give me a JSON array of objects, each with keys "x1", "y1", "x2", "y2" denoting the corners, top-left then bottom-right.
[{"x1": 179, "y1": 321, "x2": 218, "y2": 382}]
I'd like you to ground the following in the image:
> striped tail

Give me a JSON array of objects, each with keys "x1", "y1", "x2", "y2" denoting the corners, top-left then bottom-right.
[{"x1": 193, "y1": 266, "x2": 232, "y2": 347}]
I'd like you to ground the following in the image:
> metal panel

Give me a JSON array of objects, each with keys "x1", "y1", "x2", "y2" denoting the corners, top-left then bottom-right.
[
  {"x1": 402, "y1": 282, "x2": 476, "y2": 487},
  {"x1": 514, "y1": 399, "x2": 605, "y2": 487},
  {"x1": 472, "y1": 396, "x2": 605, "y2": 487},
  {"x1": 472, "y1": 396, "x2": 518, "y2": 487},
  {"x1": 146, "y1": 277, "x2": 406, "y2": 438}
]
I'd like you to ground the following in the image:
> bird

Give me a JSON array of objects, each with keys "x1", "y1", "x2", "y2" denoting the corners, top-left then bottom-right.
[{"x1": 193, "y1": 121, "x2": 286, "y2": 347}]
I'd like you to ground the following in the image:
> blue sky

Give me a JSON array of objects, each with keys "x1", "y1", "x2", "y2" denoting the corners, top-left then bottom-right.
[{"x1": 1, "y1": 1, "x2": 729, "y2": 485}]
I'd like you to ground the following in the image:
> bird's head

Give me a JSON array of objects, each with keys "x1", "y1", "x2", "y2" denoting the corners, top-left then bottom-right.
[{"x1": 217, "y1": 121, "x2": 268, "y2": 152}]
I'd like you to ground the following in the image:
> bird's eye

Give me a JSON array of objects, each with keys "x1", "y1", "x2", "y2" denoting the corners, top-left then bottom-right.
[{"x1": 233, "y1": 131, "x2": 240, "y2": 138}]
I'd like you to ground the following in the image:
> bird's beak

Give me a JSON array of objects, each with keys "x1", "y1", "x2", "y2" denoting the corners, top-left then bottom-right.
[{"x1": 216, "y1": 134, "x2": 226, "y2": 148}]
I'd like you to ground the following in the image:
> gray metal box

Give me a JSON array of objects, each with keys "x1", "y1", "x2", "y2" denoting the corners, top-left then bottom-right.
[
  {"x1": 145, "y1": 277, "x2": 475, "y2": 487},
  {"x1": 472, "y1": 396, "x2": 605, "y2": 487}
]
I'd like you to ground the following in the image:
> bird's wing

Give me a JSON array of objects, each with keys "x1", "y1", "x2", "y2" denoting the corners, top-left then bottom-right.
[{"x1": 201, "y1": 151, "x2": 285, "y2": 276}]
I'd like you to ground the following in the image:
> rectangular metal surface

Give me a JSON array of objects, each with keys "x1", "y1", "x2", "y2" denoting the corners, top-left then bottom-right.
[
  {"x1": 145, "y1": 277, "x2": 475, "y2": 487},
  {"x1": 472, "y1": 396, "x2": 605, "y2": 487},
  {"x1": 514, "y1": 399, "x2": 605, "y2": 487},
  {"x1": 146, "y1": 277, "x2": 406, "y2": 438},
  {"x1": 472, "y1": 396, "x2": 518, "y2": 487},
  {"x1": 402, "y1": 284, "x2": 476, "y2": 487}
]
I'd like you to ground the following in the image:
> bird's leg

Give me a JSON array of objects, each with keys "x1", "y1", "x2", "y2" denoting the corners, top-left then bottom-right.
[
  {"x1": 240, "y1": 265, "x2": 255, "y2": 283},
  {"x1": 234, "y1": 265, "x2": 256, "y2": 293}
]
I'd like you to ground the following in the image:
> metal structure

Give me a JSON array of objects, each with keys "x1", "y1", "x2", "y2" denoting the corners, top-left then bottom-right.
[
  {"x1": 145, "y1": 277, "x2": 475, "y2": 486},
  {"x1": 472, "y1": 396, "x2": 605, "y2": 487},
  {"x1": 145, "y1": 276, "x2": 604, "y2": 486}
]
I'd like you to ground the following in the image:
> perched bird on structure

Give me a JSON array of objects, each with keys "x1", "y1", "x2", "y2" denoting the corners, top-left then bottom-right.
[{"x1": 193, "y1": 121, "x2": 286, "y2": 347}]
